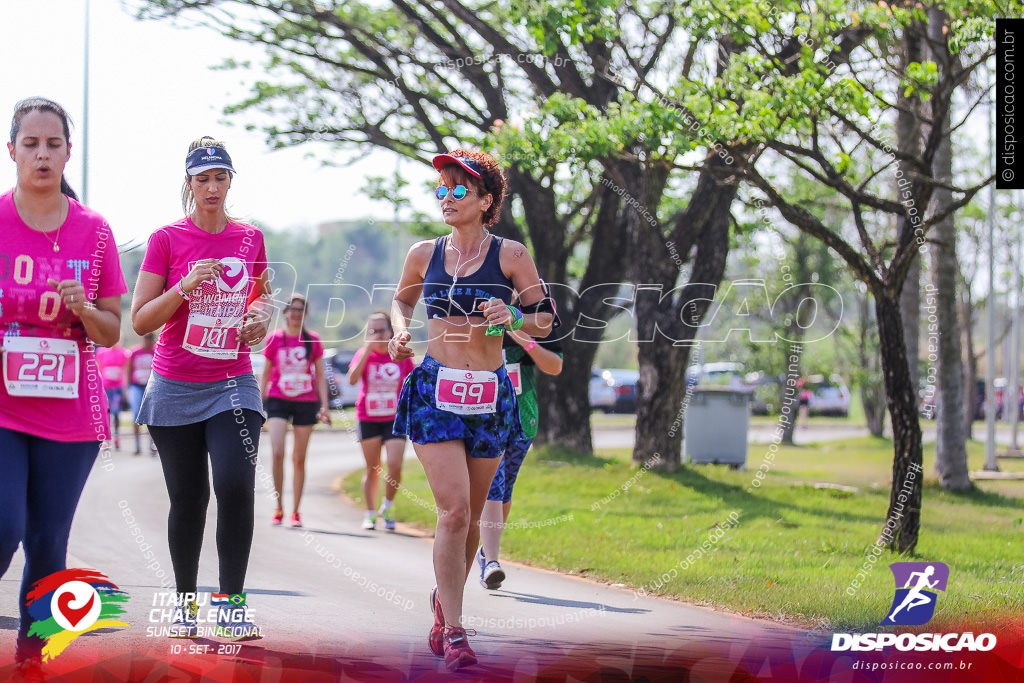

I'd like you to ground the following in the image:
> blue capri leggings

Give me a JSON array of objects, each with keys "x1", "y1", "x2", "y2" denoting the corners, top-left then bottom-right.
[{"x1": 0, "y1": 428, "x2": 99, "y2": 655}]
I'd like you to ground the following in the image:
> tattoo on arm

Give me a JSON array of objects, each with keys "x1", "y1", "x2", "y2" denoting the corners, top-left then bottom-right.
[{"x1": 515, "y1": 249, "x2": 525, "y2": 259}]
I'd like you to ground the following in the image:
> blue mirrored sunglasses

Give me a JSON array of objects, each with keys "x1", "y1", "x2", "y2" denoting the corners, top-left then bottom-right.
[{"x1": 435, "y1": 184, "x2": 469, "y2": 200}]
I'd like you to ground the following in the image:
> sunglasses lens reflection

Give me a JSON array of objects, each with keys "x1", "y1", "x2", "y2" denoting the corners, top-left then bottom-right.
[{"x1": 435, "y1": 185, "x2": 469, "y2": 200}]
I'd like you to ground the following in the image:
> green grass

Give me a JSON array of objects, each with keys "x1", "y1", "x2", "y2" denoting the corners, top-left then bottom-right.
[{"x1": 343, "y1": 436, "x2": 1024, "y2": 630}]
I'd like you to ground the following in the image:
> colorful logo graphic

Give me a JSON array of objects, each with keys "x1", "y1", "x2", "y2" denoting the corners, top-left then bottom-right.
[
  {"x1": 216, "y1": 257, "x2": 249, "y2": 293},
  {"x1": 883, "y1": 562, "x2": 949, "y2": 626},
  {"x1": 26, "y1": 569, "x2": 129, "y2": 661}
]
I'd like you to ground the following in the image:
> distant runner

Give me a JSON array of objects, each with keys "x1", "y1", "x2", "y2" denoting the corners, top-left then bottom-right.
[
  {"x1": 347, "y1": 311, "x2": 414, "y2": 531},
  {"x1": 261, "y1": 293, "x2": 331, "y2": 528},
  {"x1": 477, "y1": 306, "x2": 562, "y2": 589},
  {"x1": 127, "y1": 332, "x2": 157, "y2": 455}
]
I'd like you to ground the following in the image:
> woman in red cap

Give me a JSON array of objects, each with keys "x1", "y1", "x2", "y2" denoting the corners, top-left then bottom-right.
[{"x1": 389, "y1": 149, "x2": 552, "y2": 671}]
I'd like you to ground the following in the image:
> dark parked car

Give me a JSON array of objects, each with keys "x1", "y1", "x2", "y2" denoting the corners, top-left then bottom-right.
[{"x1": 323, "y1": 349, "x2": 359, "y2": 409}]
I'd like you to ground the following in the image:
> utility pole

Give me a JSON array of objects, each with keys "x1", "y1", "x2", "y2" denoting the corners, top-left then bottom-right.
[
  {"x1": 82, "y1": 0, "x2": 91, "y2": 204},
  {"x1": 1006, "y1": 192, "x2": 1022, "y2": 456},
  {"x1": 984, "y1": 92, "x2": 999, "y2": 471}
]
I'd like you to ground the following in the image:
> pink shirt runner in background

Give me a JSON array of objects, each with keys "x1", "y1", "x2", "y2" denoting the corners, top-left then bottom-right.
[
  {"x1": 129, "y1": 345, "x2": 155, "y2": 386},
  {"x1": 96, "y1": 345, "x2": 131, "y2": 389},
  {"x1": 263, "y1": 329, "x2": 324, "y2": 402},
  {"x1": 140, "y1": 217, "x2": 267, "y2": 382},
  {"x1": 0, "y1": 190, "x2": 128, "y2": 442},
  {"x1": 352, "y1": 348, "x2": 414, "y2": 422}
]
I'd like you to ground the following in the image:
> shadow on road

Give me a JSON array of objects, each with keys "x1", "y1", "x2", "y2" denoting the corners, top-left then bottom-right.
[{"x1": 485, "y1": 590, "x2": 648, "y2": 614}]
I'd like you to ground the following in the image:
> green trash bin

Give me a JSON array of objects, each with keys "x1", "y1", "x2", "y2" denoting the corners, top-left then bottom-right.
[{"x1": 683, "y1": 387, "x2": 751, "y2": 468}]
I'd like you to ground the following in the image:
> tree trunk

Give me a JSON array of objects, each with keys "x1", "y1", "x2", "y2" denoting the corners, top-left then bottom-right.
[
  {"x1": 524, "y1": 174, "x2": 629, "y2": 454},
  {"x1": 927, "y1": 58, "x2": 971, "y2": 489},
  {"x1": 897, "y1": 22, "x2": 924, "y2": 399},
  {"x1": 901, "y1": 259, "x2": 921, "y2": 394},
  {"x1": 876, "y1": 292, "x2": 924, "y2": 554},
  {"x1": 631, "y1": 156, "x2": 735, "y2": 470},
  {"x1": 858, "y1": 291, "x2": 887, "y2": 437},
  {"x1": 780, "y1": 232, "x2": 813, "y2": 445},
  {"x1": 633, "y1": 326, "x2": 690, "y2": 471},
  {"x1": 535, "y1": 349, "x2": 599, "y2": 452}
]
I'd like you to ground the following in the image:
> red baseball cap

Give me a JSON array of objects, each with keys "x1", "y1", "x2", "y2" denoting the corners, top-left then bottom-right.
[{"x1": 432, "y1": 153, "x2": 483, "y2": 178}]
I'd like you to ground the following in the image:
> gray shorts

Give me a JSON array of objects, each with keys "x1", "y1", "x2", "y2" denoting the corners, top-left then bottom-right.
[{"x1": 136, "y1": 371, "x2": 266, "y2": 427}]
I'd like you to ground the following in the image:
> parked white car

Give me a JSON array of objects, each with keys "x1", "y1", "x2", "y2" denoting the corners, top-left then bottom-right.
[
  {"x1": 323, "y1": 349, "x2": 361, "y2": 409},
  {"x1": 803, "y1": 374, "x2": 851, "y2": 417},
  {"x1": 589, "y1": 368, "x2": 616, "y2": 412}
]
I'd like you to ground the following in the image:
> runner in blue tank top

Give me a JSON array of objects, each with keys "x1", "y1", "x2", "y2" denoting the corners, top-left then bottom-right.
[{"x1": 389, "y1": 150, "x2": 553, "y2": 671}]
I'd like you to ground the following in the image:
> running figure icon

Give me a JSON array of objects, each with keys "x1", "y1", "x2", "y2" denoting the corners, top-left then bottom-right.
[{"x1": 886, "y1": 565, "x2": 939, "y2": 623}]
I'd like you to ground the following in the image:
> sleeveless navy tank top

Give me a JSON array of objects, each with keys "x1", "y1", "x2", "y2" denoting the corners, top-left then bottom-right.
[{"x1": 422, "y1": 235, "x2": 514, "y2": 319}]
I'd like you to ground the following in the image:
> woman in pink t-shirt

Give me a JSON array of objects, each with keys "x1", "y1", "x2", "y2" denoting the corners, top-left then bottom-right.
[
  {"x1": 347, "y1": 311, "x2": 414, "y2": 531},
  {"x1": 260, "y1": 294, "x2": 331, "y2": 528},
  {"x1": 126, "y1": 332, "x2": 157, "y2": 455},
  {"x1": 0, "y1": 98, "x2": 127, "y2": 666},
  {"x1": 96, "y1": 343, "x2": 130, "y2": 450},
  {"x1": 131, "y1": 136, "x2": 272, "y2": 641}
]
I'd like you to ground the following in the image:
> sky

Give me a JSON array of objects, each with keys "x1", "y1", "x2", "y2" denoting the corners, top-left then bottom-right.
[{"x1": 0, "y1": 0, "x2": 438, "y2": 247}]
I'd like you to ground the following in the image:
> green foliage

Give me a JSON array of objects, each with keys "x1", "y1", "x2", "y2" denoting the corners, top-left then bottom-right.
[{"x1": 511, "y1": 0, "x2": 619, "y2": 54}]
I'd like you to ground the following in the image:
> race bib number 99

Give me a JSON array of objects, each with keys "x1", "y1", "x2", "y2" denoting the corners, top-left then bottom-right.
[
  {"x1": 3, "y1": 337, "x2": 79, "y2": 398},
  {"x1": 184, "y1": 314, "x2": 242, "y2": 360},
  {"x1": 435, "y1": 367, "x2": 499, "y2": 415}
]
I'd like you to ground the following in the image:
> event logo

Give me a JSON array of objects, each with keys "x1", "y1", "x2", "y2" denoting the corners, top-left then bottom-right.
[
  {"x1": 26, "y1": 569, "x2": 129, "y2": 661},
  {"x1": 832, "y1": 561, "x2": 996, "y2": 653},
  {"x1": 216, "y1": 257, "x2": 249, "y2": 293},
  {"x1": 884, "y1": 562, "x2": 948, "y2": 626}
]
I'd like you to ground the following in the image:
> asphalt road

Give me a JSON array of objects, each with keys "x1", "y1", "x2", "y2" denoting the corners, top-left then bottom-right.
[{"x1": 0, "y1": 422, "x2": 810, "y2": 680}]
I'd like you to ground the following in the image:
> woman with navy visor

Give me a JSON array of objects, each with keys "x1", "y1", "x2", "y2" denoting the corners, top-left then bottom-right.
[{"x1": 389, "y1": 149, "x2": 552, "y2": 671}]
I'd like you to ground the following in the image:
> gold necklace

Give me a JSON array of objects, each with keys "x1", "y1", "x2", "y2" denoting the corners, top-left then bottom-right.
[{"x1": 14, "y1": 191, "x2": 67, "y2": 252}]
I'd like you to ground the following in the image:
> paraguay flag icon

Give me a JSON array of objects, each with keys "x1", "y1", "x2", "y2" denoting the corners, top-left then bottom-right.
[
  {"x1": 883, "y1": 562, "x2": 949, "y2": 626},
  {"x1": 25, "y1": 569, "x2": 129, "y2": 661}
]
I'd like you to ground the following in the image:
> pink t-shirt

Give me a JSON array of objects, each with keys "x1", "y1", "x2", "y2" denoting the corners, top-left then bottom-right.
[
  {"x1": 353, "y1": 348, "x2": 414, "y2": 422},
  {"x1": 0, "y1": 189, "x2": 128, "y2": 442},
  {"x1": 96, "y1": 345, "x2": 131, "y2": 389},
  {"x1": 140, "y1": 217, "x2": 267, "y2": 382},
  {"x1": 129, "y1": 345, "x2": 155, "y2": 386},
  {"x1": 263, "y1": 329, "x2": 324, "y2": 402}
]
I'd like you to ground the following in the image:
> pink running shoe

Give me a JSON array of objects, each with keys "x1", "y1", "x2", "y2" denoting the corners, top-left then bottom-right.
[
  {"x1": 428, "y1": 586, "x2": 444, "y2": 656},
  {"x1": 443, "y1": 626, "x2": 478, "y2": 671}
]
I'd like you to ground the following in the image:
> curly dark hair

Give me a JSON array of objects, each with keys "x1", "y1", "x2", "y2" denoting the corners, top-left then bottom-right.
[{"x1": 436, "y1": 148, "x2": 506, "y2": 227}]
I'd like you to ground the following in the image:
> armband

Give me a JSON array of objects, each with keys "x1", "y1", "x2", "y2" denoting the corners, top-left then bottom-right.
[{"x1": 519, "y1": 280, "x2": 561, "y2": 328}]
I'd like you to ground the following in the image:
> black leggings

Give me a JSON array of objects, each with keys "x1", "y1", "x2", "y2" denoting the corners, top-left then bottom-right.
[{"x1": 149, "y1": 409, "x2": 262, "y2": 595}]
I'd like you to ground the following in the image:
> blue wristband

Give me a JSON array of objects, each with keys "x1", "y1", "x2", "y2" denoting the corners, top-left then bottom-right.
[{"x1": 506, "y1": 305, "x2": 524, "y2": 331}]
